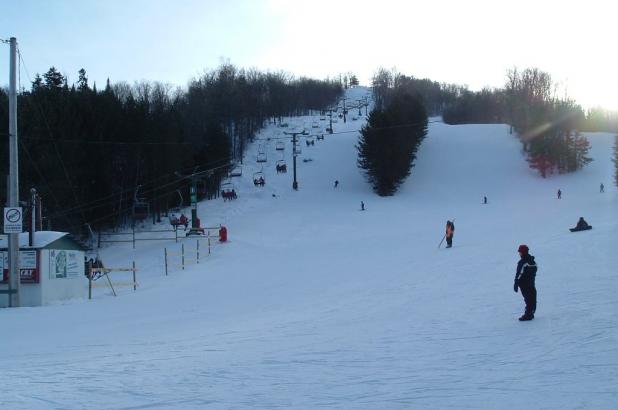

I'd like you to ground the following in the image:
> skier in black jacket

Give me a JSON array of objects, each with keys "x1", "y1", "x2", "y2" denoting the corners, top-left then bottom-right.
[{"x1": 514, "y1": 244, "x2": 537, "y2": 321}]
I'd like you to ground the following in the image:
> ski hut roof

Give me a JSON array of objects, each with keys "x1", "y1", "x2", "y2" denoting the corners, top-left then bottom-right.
[{"x1": 0, "y1": 231, "x2": 87, "y2": 251}]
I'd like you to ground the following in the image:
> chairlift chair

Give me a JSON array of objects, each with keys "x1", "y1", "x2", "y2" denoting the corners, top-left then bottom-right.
[
  {"x1": 276, "y1": 141, "x2": 285, "y2": 151},
  {"x1": 276, "y1": 160, "x2": 287, "y2": 173},
  {"x1": 221, "y1": 181, "x2": 237, "y2": 201},
  {"x1": 229, "y1": 165, "x2": 242, "y2": 177},
  {"x1": 132, "y1": 185, "x2": 150, "y2": 220},
  {"x1": 257, "y1": 152, "x2": 267, "y2": 163},
  {"x1": 253, "y1": 171, "x2": 266, "y2": 187}
]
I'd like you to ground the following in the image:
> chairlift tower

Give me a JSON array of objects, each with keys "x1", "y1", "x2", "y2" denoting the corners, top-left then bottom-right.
[{"x1": 284, "y1": 130, "x2": 307, "y2": 190}]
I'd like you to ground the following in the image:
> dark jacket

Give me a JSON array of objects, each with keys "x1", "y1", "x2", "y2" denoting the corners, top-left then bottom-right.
[
  {"x1": 515, "y1": 254, "x2": 537, "y2": 282},
  {"x1": 576, "y1": 218, "x2": 589, "y2": 229}
]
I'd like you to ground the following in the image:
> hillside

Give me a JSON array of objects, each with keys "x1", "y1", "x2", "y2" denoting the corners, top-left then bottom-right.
[{"x1": 1, "y1": 86, "x2": 617, "y2": 409}]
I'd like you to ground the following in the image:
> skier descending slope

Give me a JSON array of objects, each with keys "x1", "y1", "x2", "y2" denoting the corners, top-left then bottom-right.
[
  {"x1": 445, "y1": 220, "x2": 455, "y2": 248},
  {"x1": 514, "y1": 244, "x2": 538, "y2": 321}
]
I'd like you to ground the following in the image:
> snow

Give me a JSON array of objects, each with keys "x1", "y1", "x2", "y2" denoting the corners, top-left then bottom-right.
[
  {"x1": 1, "y1": 86, "x2": 617, "y2": 409},
  {"x1": 0, "y1": 231, "x2": 69, "y2": 249}
]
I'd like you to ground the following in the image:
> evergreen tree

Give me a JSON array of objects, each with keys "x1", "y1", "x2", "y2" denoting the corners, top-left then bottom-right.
[
  {"x1": 43, "y1": 66, "x2": 65, "y2": 89},
  {"x1": 357, "y1": 92, "x2": 427, "y2": 196},
  {"x1": 77, "y1": 68, "x2": 89, "y2": 91}
]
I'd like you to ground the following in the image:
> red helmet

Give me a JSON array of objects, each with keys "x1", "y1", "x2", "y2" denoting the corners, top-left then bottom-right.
[{"x1": 518, "y1": 244, "x2": 529, "y2": 254}]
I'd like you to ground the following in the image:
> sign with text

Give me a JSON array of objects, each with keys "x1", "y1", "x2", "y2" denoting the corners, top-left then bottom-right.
[
  {"x1": 3, "y1": 207, "x2": 23, "y2": 233},
  {"x1": 49, "y1": 250, "x2": 82, "y2": 279},
  {"x1": 1, "y1": 250, "x2": 39, "y2": 283}
]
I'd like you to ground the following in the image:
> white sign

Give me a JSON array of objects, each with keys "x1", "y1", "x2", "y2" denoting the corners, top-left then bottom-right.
[
  {"x1": 49, "y1": 250, "x2": 82, "y2": 279},
  {"x1": 4, "y1": 207, "x2": 23, "y2": 234}
]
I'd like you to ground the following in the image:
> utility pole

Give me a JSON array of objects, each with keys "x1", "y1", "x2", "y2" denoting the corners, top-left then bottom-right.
[
  {"x1": 327, "y1": 109, "x2": 334, "y2": 134},
  {"x1": 284, "y1": 130, "x2": 307, "y2": 190},
  {"x1": 8, "y1": 37, "x2": 20, "y2": 307}
]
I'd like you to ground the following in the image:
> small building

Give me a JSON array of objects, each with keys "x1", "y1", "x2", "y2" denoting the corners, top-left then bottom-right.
[{"x1": 0, "y1": 231, "x2": 87, "y2": 308}]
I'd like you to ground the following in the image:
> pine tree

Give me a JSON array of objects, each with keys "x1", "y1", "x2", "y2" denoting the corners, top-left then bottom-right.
[{"x1": 357, "y1": 92, "x2": 427, "y2": 195}]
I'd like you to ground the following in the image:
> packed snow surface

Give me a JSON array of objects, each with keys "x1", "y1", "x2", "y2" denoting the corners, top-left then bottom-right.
[{"x1": 2, "y1": 87, "x2": 617, "y2": 409}]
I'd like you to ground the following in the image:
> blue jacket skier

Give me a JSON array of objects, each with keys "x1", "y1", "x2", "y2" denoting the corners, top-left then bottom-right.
[{"x1": 514, "y1": 244, "x2": 537, "y2": 321}]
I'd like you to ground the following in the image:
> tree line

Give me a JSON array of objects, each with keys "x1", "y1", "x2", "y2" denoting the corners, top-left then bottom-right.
[
  {"x1": 0, "y1": 64, "x2": 342, "y2": 235},
  {"x1": 443, "y1": 67, "x2": 598, "y2": 178}
]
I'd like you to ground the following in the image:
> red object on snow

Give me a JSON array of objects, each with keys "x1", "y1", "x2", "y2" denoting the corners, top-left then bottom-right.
[{"x1": 219, "y1": 226, "x2": 227, "y2": 242}]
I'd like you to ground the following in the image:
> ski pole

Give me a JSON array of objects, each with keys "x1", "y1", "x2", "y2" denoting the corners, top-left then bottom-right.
[{"x1": 438, "y1": 218, "x2": 455, "y2": 249}]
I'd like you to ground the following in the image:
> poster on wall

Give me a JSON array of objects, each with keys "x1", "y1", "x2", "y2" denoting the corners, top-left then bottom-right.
[
  {"x1": 0, "y1": 250, "x2": 39, "y2": 283},
  {"x1": 49, "y1": 250, "x2": 82, "y2": 279}
]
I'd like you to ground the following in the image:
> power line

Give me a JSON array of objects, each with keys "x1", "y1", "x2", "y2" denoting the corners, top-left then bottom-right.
[
  {"x1": 19, "y1": 136, "x2": 196, "y2": 146},
  {"x1": 255, "y1": 119, "x2": 441, "y2": 141}
]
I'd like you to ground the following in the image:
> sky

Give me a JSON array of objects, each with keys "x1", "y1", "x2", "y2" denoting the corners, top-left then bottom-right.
[{"x1": 1, "y1": 0, "x2": 616, "y2": 110}]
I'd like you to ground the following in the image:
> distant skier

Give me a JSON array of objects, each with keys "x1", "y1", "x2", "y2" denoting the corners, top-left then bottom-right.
[
  {"x1": 557, "y1": 189, "x2": 562, "y2": 199},
  {"x1": 514, "y1": 244, "x2": 537, "y2": 321},
  {"x1": 334, "y1": 180, "x2": 339, "y2": 189},
  {"x1": 483, "y1": 196, "x2": 487, "y2": 204},
  {"x1": 361, "y1": 201, "x2": 365, "y2": 211},
  {"x1": 600, "y1": 183, "x2": 604, "y2": 193},
  {"x1": 445, "y1": 220, "x2": 455, "y2": 248}
]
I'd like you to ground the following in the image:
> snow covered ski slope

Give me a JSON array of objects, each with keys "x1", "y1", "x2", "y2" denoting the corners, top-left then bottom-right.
[{"x1": 2, "y1": 87, "x2": 617, "y2": 409}]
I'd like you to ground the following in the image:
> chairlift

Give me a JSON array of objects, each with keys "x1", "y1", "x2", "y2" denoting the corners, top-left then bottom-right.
[
  {"x1": 229, "y1": 164, "x2": 242, "y2": 177},
  {"x1": 312, "y1": 121, "x2": 319, "y2": 128},
  {"x1": 257, "y1": 152, "x2": 267, "y2": 163},
  {"x1": 253, "y1": 171, "x2": 266, "y2": 187},
  {"x1": 320, "y1": 117, "x2": 326, "y2": 121},
  {"x1": 276, "y1": 141, "x2": 285, "y2": 151},
  {"x1": 276, "y1": 160, "x2": 287, "y2": 173},
  {"x1": 258, "y1": 144, "x2": 266, "y2": 154},
  {"x1": 317, "y1": 134, "x2": 324, "y2": 141},
  {"x1": 221, "y1": 181, "x2": 237, "y2": 201},
  {"x1": 132, "y1": 185, "x2": 150, "y2": 220},
  {"x1": 305, "y1": 137, "x2": 315, "y2": 147}
]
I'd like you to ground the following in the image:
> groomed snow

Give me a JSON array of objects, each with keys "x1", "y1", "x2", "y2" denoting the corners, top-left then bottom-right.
[{"x1": 1, "y1": 86, "x2": 617, "y2": 409}]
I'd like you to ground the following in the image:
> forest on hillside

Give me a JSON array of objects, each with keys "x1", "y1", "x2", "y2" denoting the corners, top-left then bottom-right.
[{"x1": 0, "y1": 64, "x2": 342, "y2": 235}]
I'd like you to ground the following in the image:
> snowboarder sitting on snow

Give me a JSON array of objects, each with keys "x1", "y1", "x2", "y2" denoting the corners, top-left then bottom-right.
[
  {"x1": 514, "y1": 244, "x2": 537, "y2": 321},
  {"x1": 571, "y1": 217, "x2": 591, "y2": 232},
  {"x1": 445, "y1": 220, "x2": 455, "y2": 248}
]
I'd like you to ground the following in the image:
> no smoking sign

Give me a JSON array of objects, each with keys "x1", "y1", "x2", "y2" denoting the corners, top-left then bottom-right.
[{"x1": 4, "y1": 207, "x2": 23, "y2": 233}]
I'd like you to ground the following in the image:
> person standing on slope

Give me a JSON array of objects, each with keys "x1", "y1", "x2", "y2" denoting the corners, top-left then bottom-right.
[
  {"x1": 445, "y1": 220, "x2": 455, "y2": 248},
  {"x1": 514, "y1": 244, "x2": 537, "y2": 321},
  {"x1": 557, "y1": 189, "x2": 562, "y2": 199}
]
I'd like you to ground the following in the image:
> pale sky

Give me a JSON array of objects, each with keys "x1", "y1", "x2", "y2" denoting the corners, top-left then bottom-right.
[{"x1": 1, "y1": 0, "x2": 616, "y2": 109}]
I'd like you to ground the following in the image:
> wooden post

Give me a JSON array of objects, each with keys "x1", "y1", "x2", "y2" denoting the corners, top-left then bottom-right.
[
  {"x1": 105, "y1": 271, "x2": 117, "y2": 297},
  {"x1": 98, "y1": 232, "x2": 101, "y2": 248},
  {"x1": 175, "y1": 227, "x2": 178, "y2": 243},
  {"x1": 88, "y1": 266, "x2": 92, "y2": 300},
  {"x1": 197, "y1": 240, "x2": 200, "y2": 264},
  {"x1": 132, "y1": 225, "x2": 136, "y2": 249},
  {"x1": 182, "y1": 243, "x2": 185, "y2": 270},
  {"x1": 164, "y1": 248, "x2": 168, "y2": 276},
  {"x1": 132, "y1": 261, "x2": 136, "y2": 291},
  {"x1": 208, "y1": 234, "x2": 211, "y2": 255}
]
